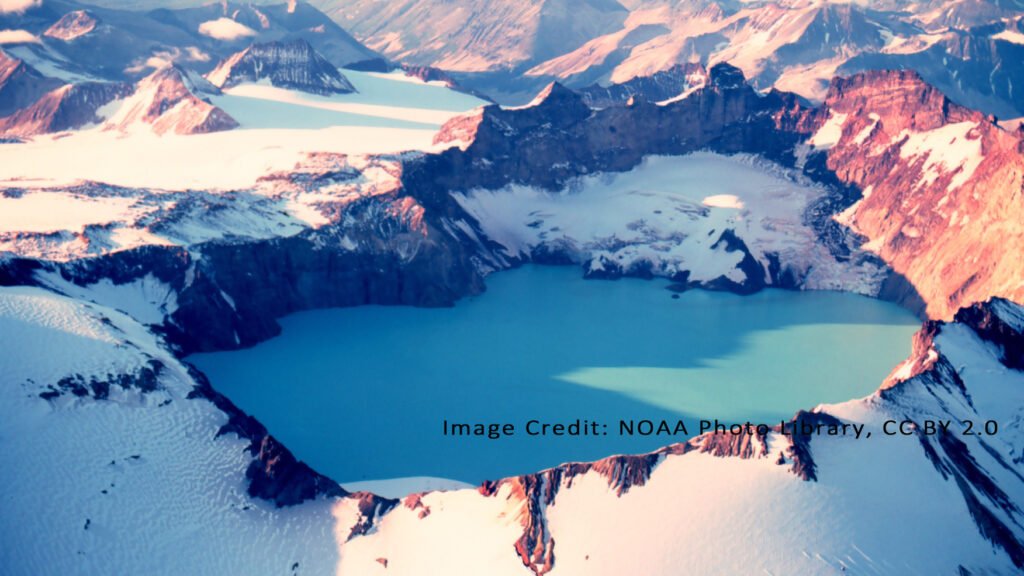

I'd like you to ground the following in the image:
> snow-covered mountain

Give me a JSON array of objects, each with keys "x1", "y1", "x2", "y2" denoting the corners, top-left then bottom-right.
[
  {"x1": 104, "y1": 65, "x2": 239, "y2": 135},
  {"x1": 206, "y1": 39, "x2": 356, "y2": 95},
  {"x1": 290, "y1": 0, "x2": 1024, "y2": 116},
  {"x1": 0, "y1": 48, "x2": 64, "y2": 116},
  {"x1": 0, "y1": 0, "x2": 378, "y2": 84},
  {"x1": 0, "y1": 79, "x2": 130, "y2": 136},
  {"x1": 310, "y1": 0, "x2": 630, "y2": 73},
  {"x1": 0, "y1": 63, "x2": 240, "y2": 136},
  {"x1": 1, "y1": 2, "x2": 1023, "y2": 575}
]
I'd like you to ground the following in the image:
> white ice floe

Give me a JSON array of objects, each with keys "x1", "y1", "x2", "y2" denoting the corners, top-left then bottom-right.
[{"x1": 340, "y1": 477, "x2": 475, "y2": 499}]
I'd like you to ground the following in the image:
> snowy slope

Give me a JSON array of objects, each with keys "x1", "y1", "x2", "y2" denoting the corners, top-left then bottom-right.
[{"x1": 0, "y1": 286, "x2": 341, "y2": 575}]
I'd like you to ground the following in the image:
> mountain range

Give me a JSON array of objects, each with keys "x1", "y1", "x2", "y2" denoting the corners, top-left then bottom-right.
[{"x1": 1, "y1": 0, "x2": 1023, "y2": 574}]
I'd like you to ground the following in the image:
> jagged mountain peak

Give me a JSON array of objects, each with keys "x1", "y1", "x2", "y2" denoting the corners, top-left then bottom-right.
[
  {"x1": 205, "y1": 38, "x2": 356, "y2": 95},
  {"x1": 531, "y1": 81, "x2": 582, "y2": 106},
  {"x1": 522, "y1": 80, "x2": 593, "y2": 122},
  {"x1": 43, "y1": 9, "x2": 99, "y2": 42},
  {"x1": 577, "y1": 63, "x2": 709, "y2": 108},
  {"x1": 103, "y1": 65, "x2": 239, "y2": 135}
]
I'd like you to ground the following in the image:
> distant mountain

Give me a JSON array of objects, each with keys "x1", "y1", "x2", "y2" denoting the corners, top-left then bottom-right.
[
  {"x1": 146, "y1": 1, "x2": 378, "y2": 67},
  {"x1": 0, "y1": 0, "x2": 378, "y2": 84},
  {"x1": 295, "y1": 0, "x2": 1024, "y2": 115},
  {"x1": 526, "y1": 0, "x2": 1024, "y2": 113},
  {"x1": 206, "y1": 39, "x2": 356, "y2": 95},
  {"x1": 0, "y1": 63, "x2": 240, "y2": 137},
  {"x1": 37, "y1": 1, "x2": 1024, "y2": 114},
  {"x1": 310, "y1": 0, "x2": 630, "y2": 72},
  {"x1": 43, "y1": 9, "x2": 98, "y2": 41}
]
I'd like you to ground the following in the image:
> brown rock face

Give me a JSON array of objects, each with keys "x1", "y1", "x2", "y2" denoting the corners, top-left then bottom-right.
[
  {"x1": 0, "y1": 81, "x2": 131, "y2": 136},
  {"x1": 816, "y1": 69, "x2": 1024, "y2": 320}
]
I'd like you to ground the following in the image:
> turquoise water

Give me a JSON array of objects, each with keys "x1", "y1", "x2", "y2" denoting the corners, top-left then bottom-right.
[{"x1": 190, "y1": 266, "x2": 920, "y2": 485}]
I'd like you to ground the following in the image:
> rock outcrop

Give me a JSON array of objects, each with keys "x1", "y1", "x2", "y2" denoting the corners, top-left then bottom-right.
[{"x1": 576, "y1": 63, "x2": 709, "y2": 108}]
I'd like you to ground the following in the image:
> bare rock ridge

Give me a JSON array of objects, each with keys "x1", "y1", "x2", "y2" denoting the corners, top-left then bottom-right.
[
  {"x1": 426, "y1": 63, "x2": 810, "y2": 192},
  {"x1": 185, "y1": 365, "x2": 348, "y2": 507},
  {"x1": 576, "y1": 63, "x2": 709, "y2": 108},
  {"x1": 206, "y1": 39, "x2": 357, "y2": 95}
]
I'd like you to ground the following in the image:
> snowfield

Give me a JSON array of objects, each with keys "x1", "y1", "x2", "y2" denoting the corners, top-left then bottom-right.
[
  {"x1": 0, "y1": 70, "x2": 485, "y2": 191},
  {"x1": 0, "y1": 192, "x2": 143, "y2": 234},
  {"x1": 0, "y1": 154, "x2": 407, "y2": 261},
  {"x1": 454, "y1": 153, "x2": 887, "y2": 291},
  {"x1": 0, "y1": 287, "x2": 340, "y2": 575}
]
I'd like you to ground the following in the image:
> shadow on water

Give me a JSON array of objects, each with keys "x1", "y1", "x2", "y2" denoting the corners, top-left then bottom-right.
[{"x1": 189, "y1": 265, "x2": 920, "y2": 485}]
